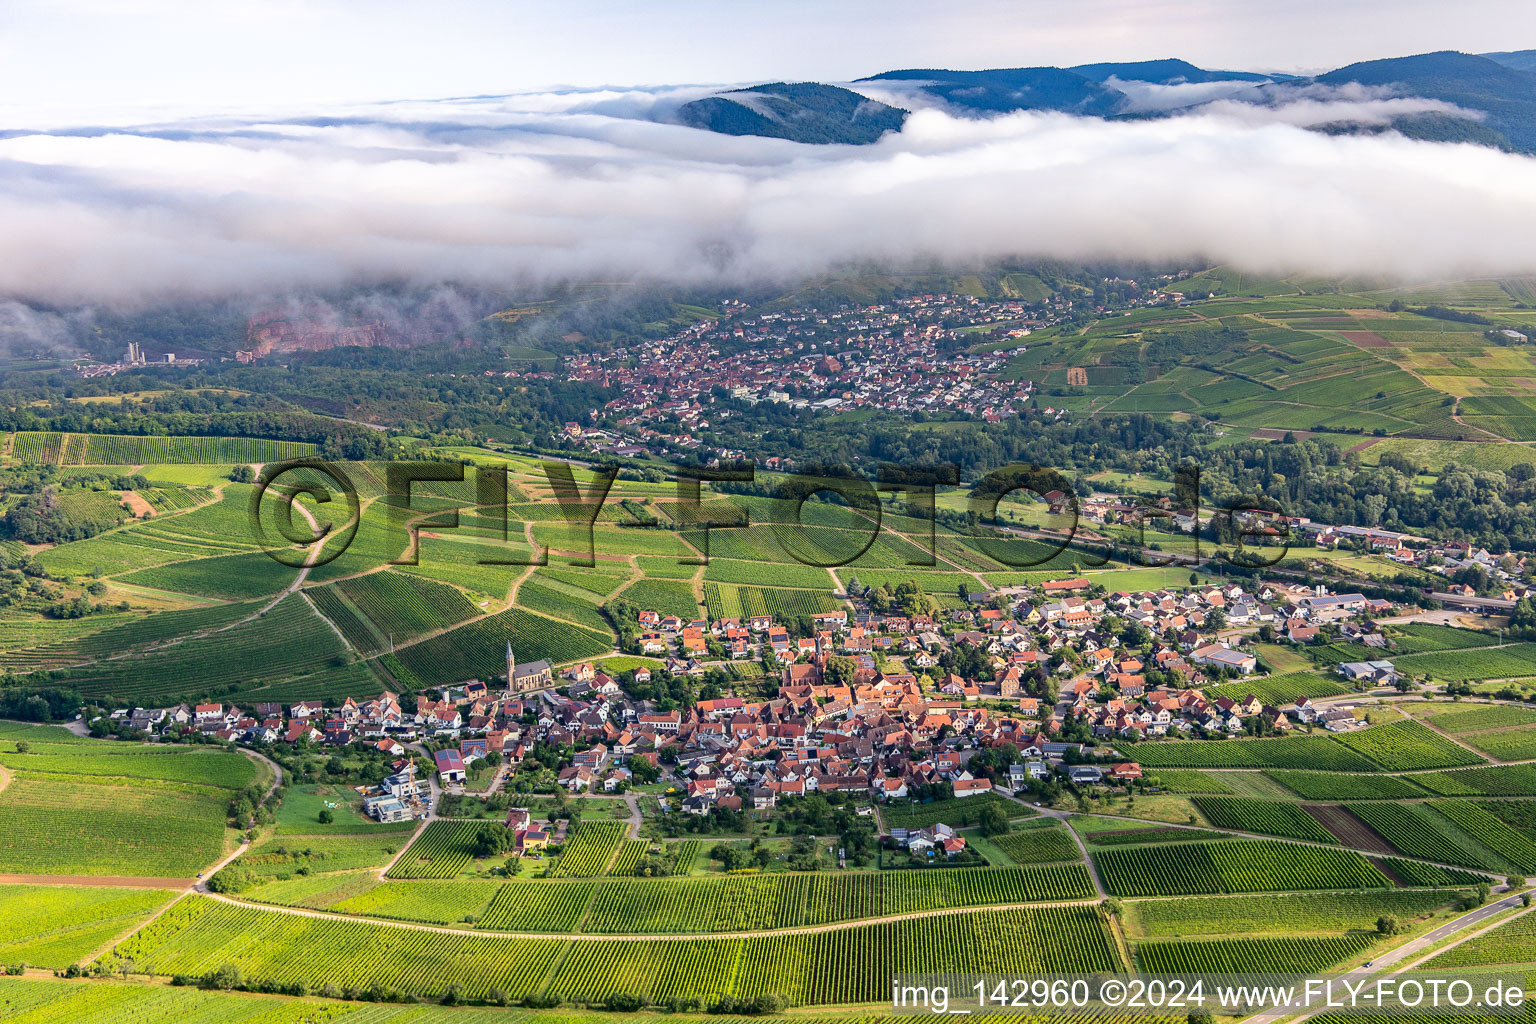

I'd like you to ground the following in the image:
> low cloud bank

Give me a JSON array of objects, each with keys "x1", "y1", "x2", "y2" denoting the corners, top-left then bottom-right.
[{"x1": 1, "y1": 84, "x2": 1534, "y2": 306}]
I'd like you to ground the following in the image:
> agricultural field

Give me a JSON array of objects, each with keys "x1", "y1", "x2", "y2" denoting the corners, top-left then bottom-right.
[
  {"x1": 1126, "y1": 889, "x2": 1461, "y2": 939},
  {"x1": 385, "y1": 820, "x2": 482, "y2": 879},
  {"x1": 1093, "y1": 839, "x2": 1390, "y2": 897},
  {"x1": 551, "y1": 821, "x2": 629, "y2": 878},
  {"x1": 1119, "y1": 735, "x2": 1380, "y2": 771},
  {"x1": 1343, "y1": 802, "x2": 1503, "y2": 870},
  {"x1": 1189, "y1": 797, "x2": 1339, "y2": 843},
  {"x1": 0, "y1": 726, "x2": 255, "y2": 878},
  {"x1": 0, "y1": 884, "x2": 174, "y2": 969},
  {"x1": 1262, "y1": 771, "x2": 1428, "y2": 800},
  {"x1": 1134, "y1": 933, "x2": 1378, "y2": 974},
  {"x1": 1330, "y1": 720, "x2": 1487, "y2": 770},
  {"x1": 240, "y1": 827, "x2": 417, "y2": 878},
  {"x1": 0, "y1": 772, "x2": 231, "y2": 877},
  {"x1": 387, "y1": 608, "x2": 612, "y2": 688},
  {"x1": 990, "y1": 822, "x2": 1083, "y2": 865},
  {"x1": 114, "y1": 897, "x2": 1122, "y2": 1005},
  {"x1": 1410, "y1": 763, "x2": 1536, "y2": 796}
]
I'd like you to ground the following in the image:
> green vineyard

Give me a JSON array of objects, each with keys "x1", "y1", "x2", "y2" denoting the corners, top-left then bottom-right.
[
  {"x1": 1094, "y1": 839, "x2": 1390, "y2": 897},
  {"x1": 385, "y1": 820, "x2": 480, "y2": 879},
  {"x1": 551, "y1": 821, "x2": 629, "y2": 878},
  {"x1": 1135, "y1": 933, "x2": 1378, "y2": 973},
  {"x1": 1190, "y1": 797, "x2": 1339, "y2": 843},
  {"x1": 115, "y1": 897, "x2": 1123, "y2": 1005}
]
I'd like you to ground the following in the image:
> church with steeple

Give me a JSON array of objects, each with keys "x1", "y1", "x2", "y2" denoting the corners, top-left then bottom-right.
[{"x1": 504, "y1": 640, "x2": 553, "y2": 693}]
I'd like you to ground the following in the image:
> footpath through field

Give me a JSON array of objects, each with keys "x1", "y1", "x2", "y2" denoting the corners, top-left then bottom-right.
[{"x1": 1008, "y1": 796, "x2": 1510, "y2": 883}]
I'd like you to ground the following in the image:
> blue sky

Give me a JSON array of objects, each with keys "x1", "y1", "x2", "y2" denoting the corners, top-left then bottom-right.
[{"x1": 4, "y1": 0, "x2": 1534, "y2": 117}]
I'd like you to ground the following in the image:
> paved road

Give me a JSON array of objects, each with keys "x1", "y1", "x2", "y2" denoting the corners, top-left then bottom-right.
[{"x1": 1242, "y1": 896, "x2": 1530, "y2": 1024}]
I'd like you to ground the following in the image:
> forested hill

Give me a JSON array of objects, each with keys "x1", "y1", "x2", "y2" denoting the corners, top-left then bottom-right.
[
  {"x1": 676, "y1": 83, "x2": 907, "y2": 144},
  {"x1": 673, "y1": 49, "x2": 1536, "y2": 152}
]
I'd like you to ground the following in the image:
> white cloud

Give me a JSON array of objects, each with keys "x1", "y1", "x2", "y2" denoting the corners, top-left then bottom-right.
[{"x1": 0, "y1": 88, "x2": 1534, "y2": 306}]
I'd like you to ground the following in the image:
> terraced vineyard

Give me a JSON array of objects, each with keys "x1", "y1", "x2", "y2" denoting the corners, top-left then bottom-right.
[
  {"x1": 1190, "y1": 797, "x2": 1339, "y2": 843},
  {"x1": 1093, "y1": 839, "x2": 1390, "y2": 897}
]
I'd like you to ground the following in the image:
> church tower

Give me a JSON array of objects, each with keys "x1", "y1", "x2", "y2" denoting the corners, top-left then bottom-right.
[{"x1": 505, "y1": 641, "x2": 516, "y2": 690}]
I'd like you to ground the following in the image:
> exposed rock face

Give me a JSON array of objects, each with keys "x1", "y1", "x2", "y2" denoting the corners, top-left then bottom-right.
[{"x1": 238, "y1": 311, "x2": 391, "y2": 361}]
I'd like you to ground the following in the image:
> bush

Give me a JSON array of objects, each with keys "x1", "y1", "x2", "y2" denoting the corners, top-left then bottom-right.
[
  {"x1": 604, "y1": 993, "x2": 645, "y2": 1012},
  {"x1": 199, "y1": 964, "x2": 242, "y2": 991}
]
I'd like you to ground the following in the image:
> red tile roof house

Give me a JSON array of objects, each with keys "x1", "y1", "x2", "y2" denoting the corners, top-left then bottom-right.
[{"x1": 952, "y1": 777, "x2": 993, "y2": 798}]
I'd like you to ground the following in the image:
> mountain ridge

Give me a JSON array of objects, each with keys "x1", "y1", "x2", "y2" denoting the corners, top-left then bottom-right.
[{"x1": 670, "y1": 49, "x2": 1536, "y2": 150}]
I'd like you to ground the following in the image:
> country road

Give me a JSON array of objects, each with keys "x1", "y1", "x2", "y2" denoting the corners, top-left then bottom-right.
[{"x1": 1242, "y1": 896, "x2": 1531, "y2": 1024}]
